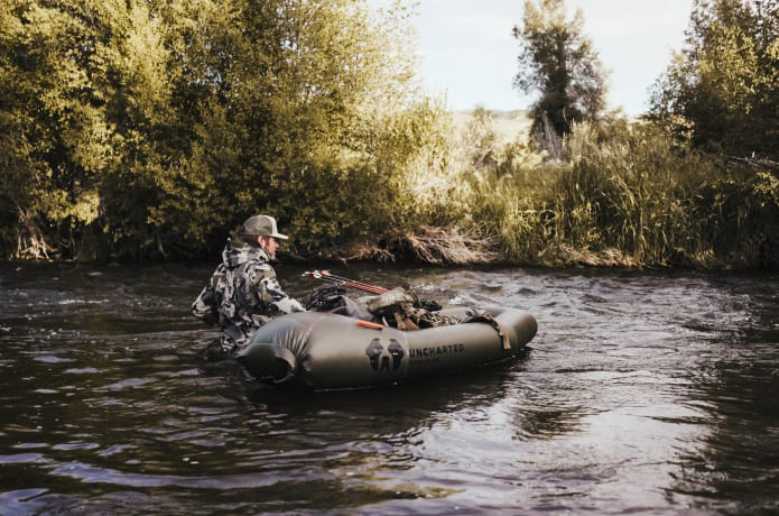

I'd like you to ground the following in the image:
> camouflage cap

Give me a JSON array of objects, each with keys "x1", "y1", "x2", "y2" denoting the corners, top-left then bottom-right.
[{"x1": 241, "y1": 215, "x2": 288, "y2": 240}]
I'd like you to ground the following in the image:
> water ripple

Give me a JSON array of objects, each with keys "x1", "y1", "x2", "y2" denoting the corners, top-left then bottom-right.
[{"x1": 0, "y1": 264, "x2": 777, "y2": 514}]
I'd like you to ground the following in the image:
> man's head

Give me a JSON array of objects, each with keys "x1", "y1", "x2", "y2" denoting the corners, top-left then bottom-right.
[{"x1": 241, "y1": 214, "x2": 288, "y2": 259}]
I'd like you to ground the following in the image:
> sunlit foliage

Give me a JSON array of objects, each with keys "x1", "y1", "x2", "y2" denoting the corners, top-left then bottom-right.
[
  {"x1": 0, "y1": 0, "x2": 445, "y2": 260},
  {"x1": 650, "y1": 0, "x2": 779, "y2": 159},
  {"x1": 461, "y1": 118, "x2": 778, "y2": 269},
  {"x1": 1, "y1": 0, "x2": 775, "y2": 270}
]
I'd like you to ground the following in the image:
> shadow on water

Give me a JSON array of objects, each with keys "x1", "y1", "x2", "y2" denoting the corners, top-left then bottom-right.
[
  {"x1": 243, "y1": 356, "x2": 528, "y2": 429},
  {"x1": 236, "y1": 354, "x2": 593, "y2": 514},
  {"x1": 669, "y1": 364, "x2": 779, "y2": 514},
  {"x1": 664, "y1": 282, "x2": 779, "y2": 514}
]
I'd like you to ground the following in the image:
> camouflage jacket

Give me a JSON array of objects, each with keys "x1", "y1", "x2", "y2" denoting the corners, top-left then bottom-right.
[{"x1": 192, "y1": 242, "x2": 304, "y2": 350}]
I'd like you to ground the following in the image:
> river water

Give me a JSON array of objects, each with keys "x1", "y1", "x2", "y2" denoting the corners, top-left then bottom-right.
[{"x1": 0, "y1": 262, "x2": 777, "y2": 514}]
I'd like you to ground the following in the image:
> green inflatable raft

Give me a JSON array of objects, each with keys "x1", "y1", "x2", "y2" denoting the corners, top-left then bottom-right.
[{"x1": 236, "y1": 306, "x2": 537, "y2": 390}]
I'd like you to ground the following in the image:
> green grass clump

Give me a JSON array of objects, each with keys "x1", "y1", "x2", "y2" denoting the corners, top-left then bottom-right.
[{"x1": 457, "y1": 117, "x2": 778, "y2": 269}]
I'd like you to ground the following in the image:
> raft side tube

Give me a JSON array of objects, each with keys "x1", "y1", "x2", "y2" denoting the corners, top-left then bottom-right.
[
  {"x1": 235, "y1": 314, "x2": 319, "y2": 383},
  {"x1": 237, "y1": 308, "x2": 537, "y2": 390},
  {"x1": 404, "y1": 308, "x2": 536, "y2": 378}
]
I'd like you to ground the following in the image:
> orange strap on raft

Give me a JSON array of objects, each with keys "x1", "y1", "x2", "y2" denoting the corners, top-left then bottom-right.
[{"x1": 356, "y1": 320, "x2": 384, "y2": 330}]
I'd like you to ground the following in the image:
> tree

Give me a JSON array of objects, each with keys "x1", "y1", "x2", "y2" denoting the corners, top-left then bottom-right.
[
  {"x1": 0, "y1": 0, "x2": 447, "y2": 260},
  {"x1": 0, "y1": 0, "x2": 136, "y2": 258},
  {"x1": 513, "y1": 0, "x2": 608, "y2": 148},
  {"x1": 650, "y1": 0, "x2": 779, "y2": 160}
]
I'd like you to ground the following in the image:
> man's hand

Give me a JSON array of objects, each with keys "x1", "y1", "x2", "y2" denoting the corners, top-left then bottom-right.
[{"x1": 272, "y1": 297, "x2": 306, "y2": 314}]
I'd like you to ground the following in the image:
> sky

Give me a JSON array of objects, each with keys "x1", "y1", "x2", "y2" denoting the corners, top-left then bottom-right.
[{"x1": 368, "y1": 0, "x2": 694, "y2": 115}]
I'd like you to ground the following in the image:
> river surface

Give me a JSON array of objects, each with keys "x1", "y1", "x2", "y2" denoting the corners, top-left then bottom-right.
[{"x1": 0, "y1": 262, "x2": 778, "y2": 515}]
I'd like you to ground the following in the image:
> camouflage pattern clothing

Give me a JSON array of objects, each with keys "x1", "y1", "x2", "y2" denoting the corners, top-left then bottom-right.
[{"x1": 192, "y1": 241, "x2": 304, "y2": 357}]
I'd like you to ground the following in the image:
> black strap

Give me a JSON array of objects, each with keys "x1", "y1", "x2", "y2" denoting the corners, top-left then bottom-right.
[{"x1": 462, "y1": 309, "x2": 512, "y2": 352}]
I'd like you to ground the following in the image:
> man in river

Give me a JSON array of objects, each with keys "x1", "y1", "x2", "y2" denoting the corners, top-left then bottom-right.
[{"x1": 192, "y1": 214, "x2": 305, "y2": 360}]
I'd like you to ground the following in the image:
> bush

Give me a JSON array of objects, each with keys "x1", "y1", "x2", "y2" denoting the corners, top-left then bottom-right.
[
  {"x1": 0, "y1": 0, "x2": 451, "y2": 262},
  {"x1": 458, "y1": 117, "x2": 778, "y2": 269}
]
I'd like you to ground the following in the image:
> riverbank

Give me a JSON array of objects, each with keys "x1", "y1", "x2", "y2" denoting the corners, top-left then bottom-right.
[
  {"x1": 314, "y1": 234, "x2": 771, "y2": 272},
  {"x1": 9, "y1": 121, "x2": 776, "y2": 272},
  {"x1": 311, "y1": 120, "x2": 778, "y2": 272}
]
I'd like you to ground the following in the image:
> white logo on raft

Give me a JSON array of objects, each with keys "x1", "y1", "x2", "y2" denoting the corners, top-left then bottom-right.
[{"x1": 366, "y1": 338, "x2": 404, "y2": 372}]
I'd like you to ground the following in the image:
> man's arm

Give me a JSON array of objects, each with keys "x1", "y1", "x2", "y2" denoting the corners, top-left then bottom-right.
[
  {"x1": 249, "y1": 264, "x2": 305, "y2": 314},
  {"x1": 192, "y1": 270, "x2": 223, "y2": 325}
]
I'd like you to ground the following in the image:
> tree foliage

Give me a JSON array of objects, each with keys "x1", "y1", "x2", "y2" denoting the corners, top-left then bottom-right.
[
  {"x1": 2, "y1": 0, "x2": 775, "y2": 270},
  {"x1": 512, "y1": 0, "x2": 608, "y2": 144},
  {"x1": 0, "y1": 0, "x2": 446, "y2": 261},
  {"x1": 650, "y1": 0, "x2": 779, "y2": 159}
]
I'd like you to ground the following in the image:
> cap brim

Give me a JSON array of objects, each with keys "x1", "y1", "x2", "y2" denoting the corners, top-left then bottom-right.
[{"x1": 271, "y1": 233, "x2": 288, "y2": 240}]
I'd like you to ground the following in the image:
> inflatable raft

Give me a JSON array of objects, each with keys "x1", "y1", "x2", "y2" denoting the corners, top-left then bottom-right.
[{"x1": 236, "y1": 306, "x2": 537, "y2": 390}]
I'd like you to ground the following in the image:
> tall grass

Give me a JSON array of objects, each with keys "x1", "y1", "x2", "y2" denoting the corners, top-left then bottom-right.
[{"x1": 457, "y1": 119, "x2": 778, "y2": 269}]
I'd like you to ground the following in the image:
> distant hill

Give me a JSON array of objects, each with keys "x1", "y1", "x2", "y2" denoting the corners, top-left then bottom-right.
[{"x1": 451, "y1": 109, "x2": 532, "y2": 143}]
